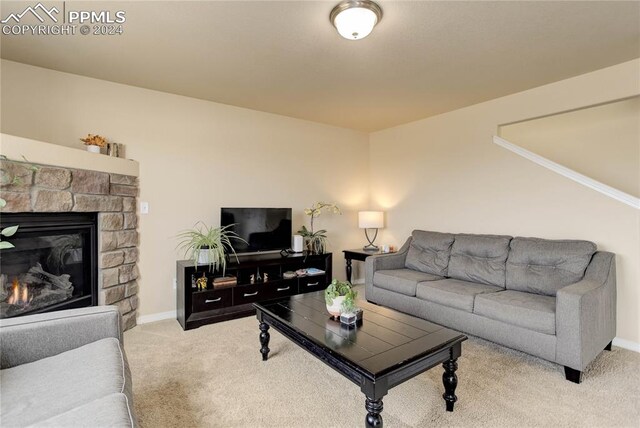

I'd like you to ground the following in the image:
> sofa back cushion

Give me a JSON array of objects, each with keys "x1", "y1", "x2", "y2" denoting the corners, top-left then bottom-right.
[
  {"x1": 405, "y1": 230, "x2": 455, "y2": 276},
  {"x1": 506, "y1": 237, "x2": 596, "y2": 296},
  {"x1": 448, "y1": 234, "x2": 512, "y2": 287}
]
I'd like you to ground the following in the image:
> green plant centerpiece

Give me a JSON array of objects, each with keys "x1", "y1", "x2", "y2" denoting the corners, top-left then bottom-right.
[
  {"x1": 297, "y1": 202, "x2": 341, "y2": 254},
  {"x1": 176, "y1": 222, "x2": 246, "y2": 273},
  {"x1": 340, "y1": 288, "x2": 359, "y2": 315},
  {"x1": 325, "y1": 279, "x2": 355, "y2": 318}
]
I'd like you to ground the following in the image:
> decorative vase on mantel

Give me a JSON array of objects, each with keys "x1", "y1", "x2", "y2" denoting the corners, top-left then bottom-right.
[{"x1": 81, "y1": 134, "x2": 107, "y2": 154}]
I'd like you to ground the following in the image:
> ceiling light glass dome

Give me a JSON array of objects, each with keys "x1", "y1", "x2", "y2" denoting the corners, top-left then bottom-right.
[{"x1": 330, "y1": 1, "x2": 383, "y2": 41}]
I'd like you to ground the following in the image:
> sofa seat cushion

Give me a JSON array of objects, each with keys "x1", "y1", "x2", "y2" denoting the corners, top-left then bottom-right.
[
  {"x1": 506, "y1": 237, "x2": 596, "y2": 296},
  {"x1": 448, "y1": 234, "x2": 512, "y2": 287},
  {"x1": 0, "y1": 338, "x2": 130, "y2": 427},
  {"x1": 374, "y1": 269, "x2": 443, "y2": 297},
  {"x1": 405, "y1": 230, "x2": 455, "y2": 276},
  {"x1": 29, "y1": 393, "x2": 135, "y2": 428},
  {"x1": 474, "y1": 290, "x2": 556, "y2": 335},
  {"x1": 416, "y1": 279, "x2": 503, "y2": 312}
]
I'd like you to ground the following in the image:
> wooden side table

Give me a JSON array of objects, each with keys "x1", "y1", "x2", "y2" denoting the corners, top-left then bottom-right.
[{"x1": 343, "y1": 248, "x2": 395, "y2": 283}]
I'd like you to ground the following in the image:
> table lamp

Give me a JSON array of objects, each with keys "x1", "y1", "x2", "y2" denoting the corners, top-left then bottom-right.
[{"x1": 358, "y1": 211, "x2": 384, "y2": 251}]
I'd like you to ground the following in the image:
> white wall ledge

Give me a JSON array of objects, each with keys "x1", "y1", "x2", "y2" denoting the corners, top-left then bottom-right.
[
  {"x1": 493, "y1": 136, "x2": 639, "y2": 210},
  {"x1": 0, "y1": 133, "x2": 139, "y2": 177}
]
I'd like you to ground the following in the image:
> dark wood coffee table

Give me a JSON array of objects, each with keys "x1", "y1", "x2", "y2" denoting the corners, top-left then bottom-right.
[{"x1": 254, "y1": 292, "x2": 467, "y2": 427}]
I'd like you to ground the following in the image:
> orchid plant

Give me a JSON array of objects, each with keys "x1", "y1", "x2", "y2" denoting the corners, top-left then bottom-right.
[{"x1": 297, "y1": 202, "x2": 341, "y2": 254}]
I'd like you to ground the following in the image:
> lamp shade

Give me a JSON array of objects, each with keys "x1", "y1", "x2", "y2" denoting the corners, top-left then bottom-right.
[{"x1": 358, "y1": 211, "x2": 384, "y2": 229}]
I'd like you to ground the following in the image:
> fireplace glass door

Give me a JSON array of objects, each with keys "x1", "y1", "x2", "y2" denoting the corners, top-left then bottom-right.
[{"x1": 0, "y1": 213, "x2": 98, "y2": 318}]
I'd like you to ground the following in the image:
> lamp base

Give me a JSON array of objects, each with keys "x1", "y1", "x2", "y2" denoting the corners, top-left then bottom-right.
[{"x1": 363, "y1": 228, "x2": 379, "y2": 252}]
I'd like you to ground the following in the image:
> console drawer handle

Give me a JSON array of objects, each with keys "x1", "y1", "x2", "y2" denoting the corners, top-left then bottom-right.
[
  {"x1": 307, "y1": 282, "x2": 319, "y2": 287},
  {"x1": 205, "y1": 298, "x2": 221, "y2": 303},
  {"x1": 277, "y1": 286, "x2": 290, "y2": 292},
  {"x1": 243, "y1": 291, "x2": 258, "y2": 297}
]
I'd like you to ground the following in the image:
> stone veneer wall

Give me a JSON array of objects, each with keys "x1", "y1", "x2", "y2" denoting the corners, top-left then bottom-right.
[{"x1": 0, "y1": 160, "x2": 139, "y2": 330}]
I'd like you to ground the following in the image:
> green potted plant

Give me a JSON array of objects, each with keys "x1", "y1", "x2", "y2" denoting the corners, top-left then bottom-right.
[
  {"x1": 0, "y1": 155, "x2": 38, "y2": 250},
  {"x1": 324, "y1": 278, "x2": 352, "y2": 317},
  {"x1": 0, "y1": 219, "x2": 18, "y2": 250},
  {"x1": 297, "y1": 202, "x2": 341, "y2": 254},
  {"x1": 176, "y1": 222, "x2": 246, "y2": 273},
  {"x1": 341, "y1": 288, "x2": 358, "y2": 314}
]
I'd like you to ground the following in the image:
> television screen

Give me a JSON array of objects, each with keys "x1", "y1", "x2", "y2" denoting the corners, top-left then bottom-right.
[{"x1": 221, "y1": 208, "x2": 292, "y2": 253}]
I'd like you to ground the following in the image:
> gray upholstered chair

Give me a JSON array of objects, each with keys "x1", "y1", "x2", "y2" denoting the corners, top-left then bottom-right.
[{"x1": 0, "y1": 306, "x2": 137, "y2": 427}]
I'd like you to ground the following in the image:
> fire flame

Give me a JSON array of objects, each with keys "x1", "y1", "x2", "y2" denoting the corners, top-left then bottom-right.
[{"x1": 6, "y1": 277, "x2": 32, "y2": 307}]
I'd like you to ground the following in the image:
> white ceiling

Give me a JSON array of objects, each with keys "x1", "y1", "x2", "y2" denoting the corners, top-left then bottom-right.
[{"x1": 1, "y1": 1, "x2": 639, "y2": 132}]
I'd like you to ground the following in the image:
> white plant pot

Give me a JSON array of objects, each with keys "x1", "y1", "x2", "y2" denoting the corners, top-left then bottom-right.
[
  {"x1": 198, "y1": 249, "x2": 209, "y2": 265},
  {"x1": 86, "y1": 145, "x2": 100, "y2": 153},
  {"x1": 326, "y1": 296, "x2": 345, "y2": 318}
]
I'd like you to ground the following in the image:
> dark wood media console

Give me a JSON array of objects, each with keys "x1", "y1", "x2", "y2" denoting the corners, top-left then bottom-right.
[{"x1": 177, "y1": 252, "x2": 332, "y2": 330}]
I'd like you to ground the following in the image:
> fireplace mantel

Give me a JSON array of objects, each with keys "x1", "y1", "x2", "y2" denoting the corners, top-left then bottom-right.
[{"x1": 0, "y1": 133, "x2": 138, "y2": 177}]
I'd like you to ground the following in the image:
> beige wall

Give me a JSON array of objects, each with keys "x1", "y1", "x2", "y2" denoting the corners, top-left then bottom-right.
[
  {"x1": 370, "y1": 59, "x2": 640, "y2": 344},
  {"x1": 2, "y1": 58, "x2": 639, "y2": 345},
  {"x1": 500, "y1": 96, "x2": 640, "y2": 197},
  {"x1": 0, "y1": 60, "x2": 370, "y2": 318}
]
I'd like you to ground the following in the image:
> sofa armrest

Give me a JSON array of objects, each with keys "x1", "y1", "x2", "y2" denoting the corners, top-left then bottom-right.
[
  {"x1": 556, "y1": 251, "x2": 616, "y2": 371},
  {"x1": 365, "y1": 237, "x2": 411, "y2": 301},
  {"x1": 0, "y1": 305, "x2": 122, "y2": 369}
]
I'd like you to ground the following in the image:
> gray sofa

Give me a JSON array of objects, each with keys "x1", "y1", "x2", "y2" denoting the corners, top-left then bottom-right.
[
  {"x1": 0, "y1": 306, "x2": 137, "y2": 427},
  {"x1": 365, "y1": 230, "x2": 616, "y2": 383}
]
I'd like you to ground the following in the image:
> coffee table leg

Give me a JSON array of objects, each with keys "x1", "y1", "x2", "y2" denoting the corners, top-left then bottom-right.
[
  {"x1": 365, "y1": 397, "x2": 383, "y2": 428},
  {"x1": 259, "y1": 322, "x2": 270, "y2": 361},
  {"x1": 442, "y1": 354, "x2": 458, "y2": 411}
]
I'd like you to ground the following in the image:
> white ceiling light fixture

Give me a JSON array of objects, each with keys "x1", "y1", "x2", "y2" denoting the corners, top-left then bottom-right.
[{"x1": 330, "y1": 0, "x2": 383, "y2": 41}]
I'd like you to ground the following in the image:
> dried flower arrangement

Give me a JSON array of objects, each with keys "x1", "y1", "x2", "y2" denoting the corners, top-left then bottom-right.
[{"x1": 80, "y1": 134, "x2": 108, "y2": 148}]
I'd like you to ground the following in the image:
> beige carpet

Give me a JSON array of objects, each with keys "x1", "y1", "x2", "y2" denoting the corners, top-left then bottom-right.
[{"x1": 124, "y1": 313, "x2": 640, "y2": 428}]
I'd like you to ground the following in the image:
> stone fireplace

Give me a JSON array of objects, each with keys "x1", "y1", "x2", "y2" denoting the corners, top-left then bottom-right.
[{"x1": 1, "y1": 157, "x2": 140, "y2": 330}]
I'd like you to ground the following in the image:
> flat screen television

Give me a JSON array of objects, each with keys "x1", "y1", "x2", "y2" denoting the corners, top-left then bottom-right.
[{"x1": 221, "y1": 208, "x2": 292, "y2": 254}]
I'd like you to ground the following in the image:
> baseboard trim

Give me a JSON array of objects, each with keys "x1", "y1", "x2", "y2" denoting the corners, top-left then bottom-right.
[
  {"x1": 137, "y1": 310, "x2": 176, "y2": 324},
  {"x1": 135, "y1": 306, "x2": 640, "y2": 355},
  {"x1": 352, "y1": 278, "x2": 365, "y2": 285},
  {"x1": 613, "y1": 337, "x2": 640, "y2": 353}
]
